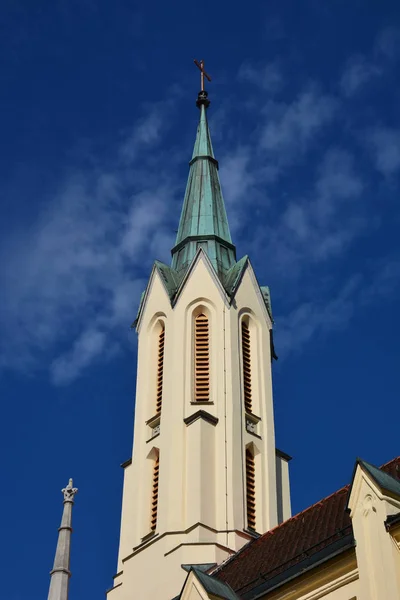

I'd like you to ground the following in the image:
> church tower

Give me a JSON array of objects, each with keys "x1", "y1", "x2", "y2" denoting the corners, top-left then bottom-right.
[{"x1": 107, "y1": 63, "x2": 291, "y2": 600}]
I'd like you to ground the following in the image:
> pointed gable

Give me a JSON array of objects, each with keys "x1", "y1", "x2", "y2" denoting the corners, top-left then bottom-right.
[
  {"x1": 358, "y1": 459, "x2": 400, "y2": 498},
  {"x1": 177, "y1": 567, "x2": 240, "y2": 600}
]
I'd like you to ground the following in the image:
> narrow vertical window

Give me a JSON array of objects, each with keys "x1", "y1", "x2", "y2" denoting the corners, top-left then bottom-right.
[
  {"x1": 242, "y1": 321, "x2": 252, "y2": 413},
  {"x1": 194, "y1": 313, "x2": 210, "y2": 402},
  {"x1": 156, "y1": 326, "x2": 165, "y2": 414},
  {"x1": 246, "y1": 448, "x2": 256, "y2": 530},
  {"x1": 150, "y1": 454, "x2": 160, "y2": 532}
]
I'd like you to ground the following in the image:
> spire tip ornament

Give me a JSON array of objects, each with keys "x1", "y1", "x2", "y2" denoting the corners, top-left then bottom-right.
[
  {"x1": 62, "y1": 478, "x2": 78, "y2": 502},
  {"x1": 194, "y1": 59, "x2": 211, "y2": 108}
]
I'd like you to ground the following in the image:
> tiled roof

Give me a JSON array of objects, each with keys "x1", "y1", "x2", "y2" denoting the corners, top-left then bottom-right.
[{"x1": 214, "y1": 457, "x2": 400, "y2": 598}]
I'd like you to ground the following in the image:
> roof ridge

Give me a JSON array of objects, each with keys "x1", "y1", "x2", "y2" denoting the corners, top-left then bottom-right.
[
  {"x1": 211, "y1": 485, "x2": 350, "y2": 578},
  {"x1": 274, "y1": 457, "x2": 399, "y2": 534},
  {"x1": 213, "y1": 456, "x2": 400, "y2": 595},
  {"x1": 277, "y1": 457, "x2": 399, "y2": 534},
  {"x1": 380, "y1": 456, "x2": 400, "y2": 470},
  {"x1": 263, "y1": 484, "x2": 350, "y2": 538}
]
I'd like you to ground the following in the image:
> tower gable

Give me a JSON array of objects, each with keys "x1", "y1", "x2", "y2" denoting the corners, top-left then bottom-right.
[
  {"x1": 231, "y1": 260, "x2": 273, "y2": 329},
  {"x1": 135, "y1": 265, "x2": 174, "y2": 334},
  {"x1": 173, "y1": 248, "x2": 230, "y2": 311}
]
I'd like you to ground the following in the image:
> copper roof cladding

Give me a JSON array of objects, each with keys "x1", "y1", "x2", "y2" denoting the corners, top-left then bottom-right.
[
  {"x1": 171, "y1": 91, "x2": 236, "y2": 278},
  {"x1": 213, "y1": 456, "x2": 400, "y2": 598}
]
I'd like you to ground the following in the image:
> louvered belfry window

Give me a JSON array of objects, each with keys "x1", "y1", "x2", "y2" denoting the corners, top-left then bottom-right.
[
  {"x1": 242, "y1": 321, "x2": 252, "y2": 413},
  {"x1": 194, "y1": 313, "x2": 210, "y2": 402},
  {"x1": 246, "y1": 448, "x2": 256, "y2": 530},
  {"x1": 156, "y1": 327, "x2": 165, "y2": 414},
  {"x1": 150, "y1": 454, "x2": 160, "y2": 532}
]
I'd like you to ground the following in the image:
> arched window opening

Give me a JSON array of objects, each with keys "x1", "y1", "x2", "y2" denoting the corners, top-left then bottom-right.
[
  {"x1": 242, "y1": 321, "x2": 252, "y2": 413},
  {"x1": 246, "y1": 448, "x2": 256, "y2": 531},
  {"x1": 194, "y1": 313, "x2": 210, "y2": 402},
  {"x1": 150, "y1": 454, "x2": 160, "y2": 532},
  {"x1": 156, "y1": 326, "x2": 165, "y2": 414}
]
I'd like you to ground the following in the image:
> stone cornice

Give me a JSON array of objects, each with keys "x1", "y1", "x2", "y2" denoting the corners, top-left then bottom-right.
[{"x1": 184, "y1": 410, "x2": 218, "y2": 427}]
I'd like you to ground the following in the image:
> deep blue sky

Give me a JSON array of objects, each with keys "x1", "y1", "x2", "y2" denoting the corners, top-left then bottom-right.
[{"x1": 1, "y1": 1, "x2": 400, "y2": 599}]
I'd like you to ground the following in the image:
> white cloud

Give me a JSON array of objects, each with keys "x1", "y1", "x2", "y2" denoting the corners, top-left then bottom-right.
[
  {"x1": 315, "y1": 148, "x2": 364, "y2": 220},
  {"x1": 366, "y1": 127, "x2": 400, "y2": 177},
  {"x1": 238, "y1": 61, "x2": 283, "y2": 93},
  {"x1": 339, "y1": 27, "x2": 400, "y2": 99},
  {"x1": 276, "y1": 275, "x2": 360, "y2": 355},
  {"x1": 375, "y1": 26, "x2": 400, "y2": 61},
  {"x1": 0, "y1": 100, "x2": 179, "y2": 384},
  {"x1": 0, "y1": 50, "x2": 397, "y2": 387},
  {"x1": 340, "y1": 55, "x2": 381, "y2": 97},
  {"x1": 220, "y1": 147, "x2": 252, "y2": 202},
  {"x1": 260, "y1": 86, "x2": 337, "y2": 161},
  {"x1": 120, "y1": 110, "x2": 164, "y2": 161},
  {"x1": 255, "y1": 147, "x2": 365, "y2": 279},
  {"x1": 119, "y1": 88, "x2": 181, "y2": 162},
  {"x1": 276, "y1": 258, "x2": 400, "y2": 357},
  {"x1": 51, "y1": 328, "x2": 107, "y2": 385}
]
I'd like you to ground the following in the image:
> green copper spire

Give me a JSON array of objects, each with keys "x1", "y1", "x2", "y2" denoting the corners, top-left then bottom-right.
[{"x1": 171, "y1": 88, "x2": 236, "y2": 278}]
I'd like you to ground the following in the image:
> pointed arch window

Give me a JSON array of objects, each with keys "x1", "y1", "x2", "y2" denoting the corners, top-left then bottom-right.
[
  {"x1": 242, "y1": 321, "x2": 252, "y2": 413},
  {"x1": 246, "y1": 448, "x2": 256, "y2": 531},
  {"x1": 150, "y1": 453, "x2": 160, "y2": 532},
  {"x1": 156, "y1": 326, "x2": 165, "y2": 414},
  {"x1": 194, "y1": 313, "x2": 210, "y2": 402}
]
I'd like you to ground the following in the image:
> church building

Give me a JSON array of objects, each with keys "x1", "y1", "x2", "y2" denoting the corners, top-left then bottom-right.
[{"x1": 47, "y1": 64, "x2": 400, "y2": 600}]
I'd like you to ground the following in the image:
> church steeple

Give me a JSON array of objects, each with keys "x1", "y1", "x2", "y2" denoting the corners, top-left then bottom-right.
[
  {"x1": 171, "y1": 62, "x2": 236, "y2": 278},
  {"x1": 108, "y1": 60, "x2": 289, "y2": 600}
]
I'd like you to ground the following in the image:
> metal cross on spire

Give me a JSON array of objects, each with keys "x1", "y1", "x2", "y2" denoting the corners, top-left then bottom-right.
[{"x1": 194, "y1": 59, "x2": 211, "y2": 91}]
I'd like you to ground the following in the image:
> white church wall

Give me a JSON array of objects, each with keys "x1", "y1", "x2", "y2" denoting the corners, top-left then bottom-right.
[
  {"x1": 109, "y1": 253, "x2": 284, "y2": 599},
  {"x1": 232, "y1": 265, "x2": 278, "y2": 532},
  {"x1": 276, "y1": 451, "x2": 292, "y2": 524},
  {"x1": 348, "y1": 466, "x2": 400, "y2": 600}
]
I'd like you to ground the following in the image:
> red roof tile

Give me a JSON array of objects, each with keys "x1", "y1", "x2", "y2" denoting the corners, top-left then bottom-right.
[{"x1": 214, "y1": 457, "x2": 400, "y2": 597}]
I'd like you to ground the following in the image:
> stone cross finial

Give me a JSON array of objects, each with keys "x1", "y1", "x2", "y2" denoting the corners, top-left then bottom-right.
[{"x1": 62, "y1": 478, "x2": 78, "y2": 502}]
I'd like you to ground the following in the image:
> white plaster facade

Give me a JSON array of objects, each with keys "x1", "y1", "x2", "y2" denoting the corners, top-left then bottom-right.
[
  {"x1": 347, "y1": 463, "x2": 400, "y2": 600},
  {"x1": 107, "y1": 250, "x2": 290, "y2": 600}
]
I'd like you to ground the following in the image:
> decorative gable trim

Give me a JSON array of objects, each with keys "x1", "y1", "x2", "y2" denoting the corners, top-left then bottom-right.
[
  {"x1": 227, "y1": 258, "x2": 273, "y2": 327},
  {"x1": 133, "y1": 253, "x2": 273, "y2": 332},
  {"x1": 172, "y1": 247, "x2": 231, "y2": 308},
  {"x1": 347, "y1": 458, "x2": 400, "y2": 515},
  {"x1": 224, "y1": 255, "x2": 249, "y2": 297},
  {"x1": 178, "y1": 568, "x2": 241, "y2": 600},
  {"x1": 133, "y1": 265, "x2": 171, "y2": 333},
  {"x1": 244, "y1": 261, "x2": 274, "y2": 328},
  {"x1": 184, "y1": 410, "x2": 218, "y2": 427}
]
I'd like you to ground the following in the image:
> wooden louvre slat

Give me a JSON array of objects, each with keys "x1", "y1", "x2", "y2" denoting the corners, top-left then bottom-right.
[
  {"x1": 246, "y1": 448, "x2": 256, "y2": 530},
  {"x1": 156, "y1": 328, "x2": 165, "y2": 414},
  {"x1": 150, "y1": 455, "x2": 160, "y2": 531},
  {"x1": 194, "y1": 314, "x2": 210, "y2": 402},
  {"x1": 242, "y1": 322, "x2": 252, "y2": 413}
]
